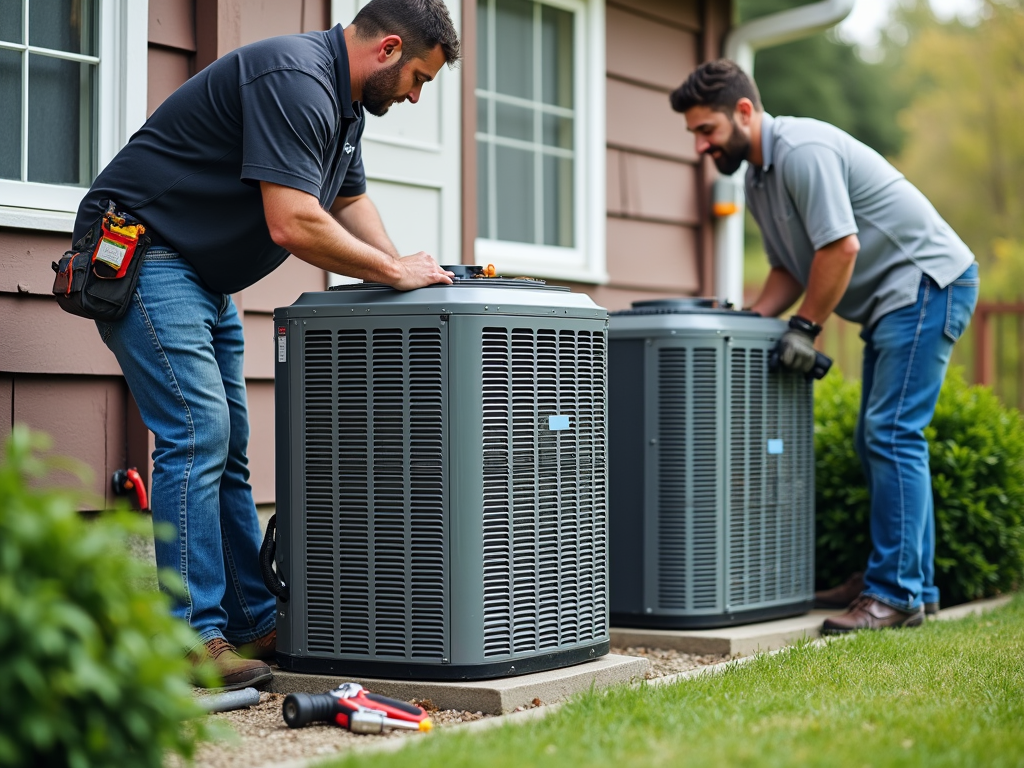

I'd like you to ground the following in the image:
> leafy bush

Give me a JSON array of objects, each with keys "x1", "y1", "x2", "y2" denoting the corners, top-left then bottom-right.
[
  {"x1": 0, "y1": 426, "x2": 208, "y2": 768},
  {"x1": 815, "y1": 368, "x2": 1024, "y2": 605}
]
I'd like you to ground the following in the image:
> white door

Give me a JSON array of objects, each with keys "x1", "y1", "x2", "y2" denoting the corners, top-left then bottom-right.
[{"x1": 330, "y1": 0, "x2": 463, "y2": 284}]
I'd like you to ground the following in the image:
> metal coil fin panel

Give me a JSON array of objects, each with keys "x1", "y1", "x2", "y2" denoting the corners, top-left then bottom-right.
[
  {"x1": 481, "y1": 327, "x2": 608, "y2": 658},
  {"x1": 726, "y1": 346, "x2": 815, "y2": 611},
  {"x1": 656, "y1": 346, "x2": 720, "y2": 611},
  {"x1": 301, "y1": 325, "x2": 447, "y2": 661}
]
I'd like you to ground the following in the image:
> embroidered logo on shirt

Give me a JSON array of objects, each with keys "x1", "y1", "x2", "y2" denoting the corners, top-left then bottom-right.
[{"x1": 343, "y1": 143, "x2": 355, "y2": 155}]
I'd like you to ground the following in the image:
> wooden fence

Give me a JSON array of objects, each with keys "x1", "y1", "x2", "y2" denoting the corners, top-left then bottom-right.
[{"x1": 809, "y1": 301, "x2": 1024, "y2": 411}]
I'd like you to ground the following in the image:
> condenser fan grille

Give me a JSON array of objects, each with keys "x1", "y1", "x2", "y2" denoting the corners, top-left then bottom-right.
[
  {"x1": 301, "y1": 326, "x2": 447, "y2": 660},
  {"x1": 480, "y1": 327, "x2": 609, "y2": 658}
]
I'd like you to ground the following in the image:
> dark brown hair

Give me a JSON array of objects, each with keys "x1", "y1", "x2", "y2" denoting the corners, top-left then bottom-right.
[
  {"x1": 353, "y1": 0, "x2": 461, "y2": 66},
  {"x1": 670, "y1": 59, "x2": 762, "y2": 113}
]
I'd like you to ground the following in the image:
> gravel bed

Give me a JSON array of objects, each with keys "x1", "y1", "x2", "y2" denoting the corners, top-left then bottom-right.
[
  {"x1": 611, "y1": 646, "x2": 731, "y2": 679},
  {"x1": 177, "y1": 691, "x2": 497, "y2": 768},
  {"x1": 180, "y1": 649, "x2": 725, "y2": 768}
]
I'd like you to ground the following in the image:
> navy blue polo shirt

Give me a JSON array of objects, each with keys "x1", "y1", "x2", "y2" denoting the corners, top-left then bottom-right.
[{"x1": 74, "y1": 24, "x2": 366, "y2": 294}]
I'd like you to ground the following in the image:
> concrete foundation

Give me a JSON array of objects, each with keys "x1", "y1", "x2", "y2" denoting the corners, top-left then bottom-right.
[
  {"x1": 268, "y1": 653, "x2": 650, "y2": 715},
  {"x1": 610, "y1": 609, "x2": 844, "y2": 657}
]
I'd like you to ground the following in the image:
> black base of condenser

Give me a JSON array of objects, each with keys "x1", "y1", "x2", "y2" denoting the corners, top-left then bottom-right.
[
  {"x1": 275, "y1": 639, "x2": 611, "y2": 681},
  {"x1": 611, "y1": 600, "x2": 815, "y2": 630}
]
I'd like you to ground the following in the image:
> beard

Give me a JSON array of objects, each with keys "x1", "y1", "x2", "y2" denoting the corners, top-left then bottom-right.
[
  {"x1": 362, "y1": 59, "x2": 405, "y2": 116},
  {"x1": 708, "y1": 120, "x2": 751, "y2": 175}
]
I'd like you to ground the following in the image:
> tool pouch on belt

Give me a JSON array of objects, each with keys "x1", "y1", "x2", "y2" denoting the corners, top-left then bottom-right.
[{"x1": 51, "y1": 201, "x2": 151, "y2": 322}]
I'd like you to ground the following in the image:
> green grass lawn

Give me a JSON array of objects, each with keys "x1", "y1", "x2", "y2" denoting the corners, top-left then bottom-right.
[{"x1": 327, "y1": 596, "x2": 1024, "y2": 768}]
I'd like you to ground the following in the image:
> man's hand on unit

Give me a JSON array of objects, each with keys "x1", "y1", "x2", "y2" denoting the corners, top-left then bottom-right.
[
  {"x1": 773, "y1": 316, "x2": 822, "y2": 374},
  {"x1": 393, "y1": 253, "x2": 454, "y2": 291}
]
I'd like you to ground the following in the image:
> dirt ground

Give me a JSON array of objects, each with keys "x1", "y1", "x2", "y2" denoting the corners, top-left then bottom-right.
[{"x1": 184, "y1": 648, "x2": 729, "y2": 768}]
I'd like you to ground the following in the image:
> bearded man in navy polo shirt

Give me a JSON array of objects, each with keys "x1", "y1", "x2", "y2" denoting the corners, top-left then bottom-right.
[
  {"x1": 670, "y1": 60, "x2": 978, "y2": 635},
  {"x1": 74, "y1": 0, "x2": 460, "y2": 689}
]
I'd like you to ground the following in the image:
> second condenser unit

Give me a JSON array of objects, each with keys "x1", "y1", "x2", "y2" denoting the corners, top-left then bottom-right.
[
  {"x1": 609, "y1": 299, "x2": 815, "y2": 629},
  {"x1": 271, "y1": 270, "x2": 610, "y2": 679}
]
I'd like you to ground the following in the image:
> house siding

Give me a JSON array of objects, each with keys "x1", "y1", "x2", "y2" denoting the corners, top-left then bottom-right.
[
  {"x1": 1, "y1": 0, "x2": 731, "y2": 507},
  {"x1": 0, "y1": 0, "x2": 331, "y2": 507}
]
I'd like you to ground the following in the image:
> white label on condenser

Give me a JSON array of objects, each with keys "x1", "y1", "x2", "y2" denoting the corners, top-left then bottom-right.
[
  {"x1": 277, "y1": 332, "x2": 286, "y2": 363},
  {"x1": 95, "y1": 238, "x2": 127, "y2": 269},
  {"x1": 767, "y1": 439, "x2": 784, "y2": 455},
  {"x1": 549, "y1": 415, "x2": 570, "y2": 431}
]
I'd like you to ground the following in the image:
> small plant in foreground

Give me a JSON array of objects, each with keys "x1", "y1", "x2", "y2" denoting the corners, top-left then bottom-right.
[
  {"x1": 815, "y1": 367, "x2": 1024, "y2": 604},
  {"x1": 0, "y1": 426, "x2": 208, "y2": 768}
]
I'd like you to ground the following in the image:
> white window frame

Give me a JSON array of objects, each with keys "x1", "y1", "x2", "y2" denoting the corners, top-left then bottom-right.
[
  {"x1": 474, "y1": 0, "x2": 605, "y2": 284},
  {"x1": 0, "y1": 0, "x2": 148, "y2": 233}
]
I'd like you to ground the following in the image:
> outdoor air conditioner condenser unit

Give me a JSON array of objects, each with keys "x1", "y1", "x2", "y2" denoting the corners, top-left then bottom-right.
[
  {"x1": 272, "y1": 269, "x2": 610, "y2": 679},
  {"x1": 609, "y1": 299, "x2": 815, "y2": 629}
]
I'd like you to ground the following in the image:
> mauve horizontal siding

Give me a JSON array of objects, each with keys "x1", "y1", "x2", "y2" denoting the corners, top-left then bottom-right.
[{"x1": 602, "y1": 0, "x2": 705, "y2": 306}]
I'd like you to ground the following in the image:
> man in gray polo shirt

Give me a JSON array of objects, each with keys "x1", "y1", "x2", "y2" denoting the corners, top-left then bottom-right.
[
  {"x1": 670, "y1": 60, "x2": 978, "y2": 634},
  {"x1": 73, "y1": 0, "x2": 460, "y2": 689}
]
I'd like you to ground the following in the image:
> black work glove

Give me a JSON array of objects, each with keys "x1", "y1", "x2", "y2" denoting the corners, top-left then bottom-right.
[{"x1": 772, "y1": 316, "x2": 822, "y2": 374}]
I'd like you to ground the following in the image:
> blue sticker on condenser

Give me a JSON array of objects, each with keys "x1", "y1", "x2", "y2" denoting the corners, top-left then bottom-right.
[
  {"x1": 549, "y1": 415, "x2": 570, "y2": 431},
  {"x1": 767, "y1": 439, "x2": 784, "y2": 455}
]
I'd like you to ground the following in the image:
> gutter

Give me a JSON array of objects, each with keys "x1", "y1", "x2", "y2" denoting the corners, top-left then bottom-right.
[{"x1": 712, "y1": 0, "x2": 856, "y2": 307}]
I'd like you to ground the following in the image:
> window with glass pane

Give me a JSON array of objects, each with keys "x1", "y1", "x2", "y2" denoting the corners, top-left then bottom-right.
[
  {"x1": 477, "y1": 0, "x2": 575, "y2": 248},
  {"x1": 0, "y1": 0, "x2": 99, "y2": 186}
]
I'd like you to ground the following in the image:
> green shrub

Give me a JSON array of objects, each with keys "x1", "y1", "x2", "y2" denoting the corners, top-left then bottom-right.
[
  {"x1": 0, "y1": 426, "x2": 208, "y2": 768},
  {"x1": 815, "y1": 368, "x2": 1024, "y2": 605}
]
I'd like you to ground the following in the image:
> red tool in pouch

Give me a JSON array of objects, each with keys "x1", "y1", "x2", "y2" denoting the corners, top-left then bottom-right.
[
  {"x1": 282, "y1": 683, "x2": 432, "y2": 734},
  {"x1": 92, "y1": 202, "x2": 146, "y2": 279}
]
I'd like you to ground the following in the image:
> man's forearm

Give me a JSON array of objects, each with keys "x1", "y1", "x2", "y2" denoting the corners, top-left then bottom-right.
[
  {"x1": 333, "y1": 195, "x2": 400, "y2": 259},
  {"x1": 749, "y1": 267, "x2": 804, "y2": 318},
  {"x1": 795, "y1": 234, "x2": 859, "y2": 325},
  {"x1": 262, "y1": 183, "x2": 403, "y2": 282}
]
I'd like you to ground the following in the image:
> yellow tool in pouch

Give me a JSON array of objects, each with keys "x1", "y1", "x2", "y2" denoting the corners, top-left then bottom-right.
[{"x1": 51, "y1": 200, "x2": 152, "y2": 321}]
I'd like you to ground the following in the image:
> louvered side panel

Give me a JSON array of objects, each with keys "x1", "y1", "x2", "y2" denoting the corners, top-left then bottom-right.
[
  {"x1": 303, "y1": 329, "x2": 337, "y2": 654},
  {"x1": 657, "y1": 348, "x2": 688, "y2": 609},
  {"x1": 579, "y1": 330, "x2": 608, "y2": 640},
  {"x1": 510, "y1": 329, "x2": 539, "y2": 654},
  {"x1": 336, "y1": 330, "x2": 371, "y2": 654},
  {"x1": 408, "y1": 328, "x2": 446, "y2": 659},
  {"x1": 728, "y1": 348, "x2": 748, "y2": 607},
  {"x1": 481, "y1": 328, "x2": 513, "y2": 657},
  {"x1": 690, "y1": 349, "x2": 720, "y2": 609},
  {"x1": 480, "y1": 325, "x2": 608, "y2": 658},
  {"x1": 747, "y1": 350, "x2": 766, "y2": 605},
  {"x1": 764, "y1": 373, "x2": 781, "y2": 599},
  {"x1": 371, "y1": 329, "x2": 407, "y2": 657}
]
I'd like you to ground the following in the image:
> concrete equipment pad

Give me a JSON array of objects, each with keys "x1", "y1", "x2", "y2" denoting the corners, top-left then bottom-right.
[
  {"x1": 268, "y1": 653, "x2": 650, "y2": 715},
  {"x1": 610, "y1": 610, "x2": 844, "y2": 657}
]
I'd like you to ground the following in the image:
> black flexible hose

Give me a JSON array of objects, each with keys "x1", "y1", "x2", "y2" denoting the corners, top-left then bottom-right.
[{"x1": 259, "y1": 514, "x2": 289, "y2": 602}]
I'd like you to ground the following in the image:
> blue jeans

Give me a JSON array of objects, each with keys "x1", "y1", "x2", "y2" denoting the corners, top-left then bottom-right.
[
  {"x1": 97, "y1": 250, "x2": 276, "y2": 645},
  {"x1": 856, "y1": 263, "x2": 979, "y2": 611}
]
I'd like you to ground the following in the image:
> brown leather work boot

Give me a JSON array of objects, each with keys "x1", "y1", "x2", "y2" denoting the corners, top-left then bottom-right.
[
  {"x1": 821, "y1": 596, "x2": 924, "y2": 635},
  {"x1": 814, "y1": 572, "x2": 865, "y2": 609},
  {"x1": 190, "y1": 637, "x2": 273, "y2": 690},
  {"x1": 237, "y1": 628, "x2": 277, "y2": 661}
]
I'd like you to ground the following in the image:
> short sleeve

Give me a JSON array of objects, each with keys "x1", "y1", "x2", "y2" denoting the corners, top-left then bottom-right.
[
  {"x1": 239, "y1": 70, "x2": 338, "y2": 197},
  {"x1": 781, "y1": 144, "x2": 859, "y2": 251},
  {"x1": 338, "y1": 118, "x2": 367, "y2": 197}
]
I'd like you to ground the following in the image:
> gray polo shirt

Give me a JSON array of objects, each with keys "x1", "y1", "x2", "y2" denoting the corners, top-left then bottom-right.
[
  {"x1": 75, "y1": 24, "x2": 366, "y2": 294},
  {"x1": 745, "y1": 114, "x2": 974, "y2": 328}
]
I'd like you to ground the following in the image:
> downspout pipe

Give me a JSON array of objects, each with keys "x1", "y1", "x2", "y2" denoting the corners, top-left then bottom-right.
[{"x1": 712, "y1": 0, "x2": 856, "y2": 307}]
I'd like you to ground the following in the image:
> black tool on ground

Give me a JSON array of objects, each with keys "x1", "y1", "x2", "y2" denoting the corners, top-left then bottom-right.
[{"x1": 282, "y1": 683, "x2": 432, "y2": 734}]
